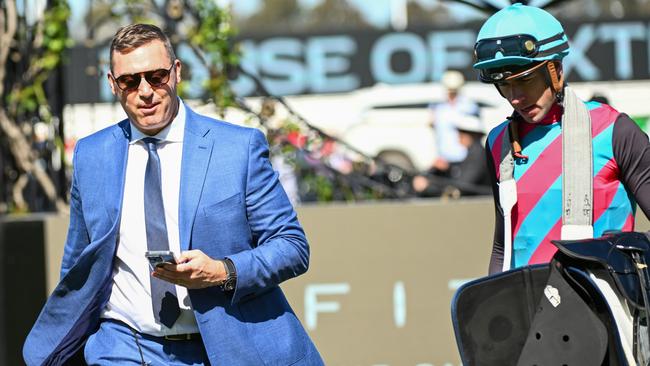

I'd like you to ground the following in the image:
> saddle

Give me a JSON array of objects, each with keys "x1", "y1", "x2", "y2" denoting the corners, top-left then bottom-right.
[
  {"x1": 552, "y1": 231, "x2": 650, "y2": 312},
  {"x1": 452, "y1": 231, "x2": 650, "y2": 366}
]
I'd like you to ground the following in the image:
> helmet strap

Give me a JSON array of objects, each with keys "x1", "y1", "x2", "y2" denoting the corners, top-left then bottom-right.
[
  {"x1": 494, "y1": 84, "x2": 505, "y2": 98},
  {"x1": 507, "y1": 113, "x2": 528, "y2": 160},
  {"x1": 546, "y1": 61, "x2": 564, "y2": 102}
]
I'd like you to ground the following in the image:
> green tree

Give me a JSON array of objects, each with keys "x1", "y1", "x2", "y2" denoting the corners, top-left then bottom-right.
[
  {"x1": 0, "y1": 0, "x2": 71, "y2": 213},
  {"x1": 236, "y1": 0, "x2": 372, "y2": 34},
  {"x1": 305, "y1": 0, "x2": 372, "y2": 30},
  {"x1": 235, "y1": 0, "x2": 304, "y2": 34},
  {"x1": 407, "y1": 1, "x2": 454, "y2": 27}
]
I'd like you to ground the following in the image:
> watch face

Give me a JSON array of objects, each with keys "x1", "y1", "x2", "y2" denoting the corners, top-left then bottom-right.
[{"x1": 223, "y1": 279, "x2": 235, "y2": 291}]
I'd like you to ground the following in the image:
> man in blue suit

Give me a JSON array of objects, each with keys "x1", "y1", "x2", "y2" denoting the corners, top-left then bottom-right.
[{"x1": 23, "y1": 23, "x2": 323, "y2": 365}]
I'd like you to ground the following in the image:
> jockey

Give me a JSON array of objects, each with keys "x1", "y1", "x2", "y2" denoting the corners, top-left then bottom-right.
[{"x1": 474, "y1": 3, "x2": 650, "y2": 274}]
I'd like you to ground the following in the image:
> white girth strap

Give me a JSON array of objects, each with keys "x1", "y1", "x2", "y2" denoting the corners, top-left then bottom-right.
[
  {"x1": 499, "y1": 125, "x2": 517, "y2": 272},
  {"x1": 560, "y1": 86, "x2": 594, "y2": 240}
]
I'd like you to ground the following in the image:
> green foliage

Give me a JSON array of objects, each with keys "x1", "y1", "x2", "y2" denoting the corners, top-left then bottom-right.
[
  {"x1": 264, "y1": 114, "x2": 391, "y2": 203},
  {"x1": 8, "y1": 86, "x2": 38, "y2": 114},
  {"x1": 0, "y1": 0, "x2": 73, "y2": 213},
  {"x1": 187, "y1": 0, "x2": 240, "y2": 113},
  {"x1": 632, "y1": 115, "x2": 649, "y2": 134},
  {"x1": 40, "y1": 0, "x2": 72, "y2": 72},
  {"x1": 8, "y1": 0, "x2": 72, "y2": 120},
  {"x1": 302, "y1": 173, "x2": 334, "y2": 201}
]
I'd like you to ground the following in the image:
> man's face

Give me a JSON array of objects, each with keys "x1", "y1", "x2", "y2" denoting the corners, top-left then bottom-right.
[
  {"x1": 496, "y1": 65, "x2": 562, "y2": 124},
  {"x1": 447, "y1": 90, "x2": 458, "y2": 102},
  {"x1": 108, "y1": 40, "x2": 182, "y2": 135}
]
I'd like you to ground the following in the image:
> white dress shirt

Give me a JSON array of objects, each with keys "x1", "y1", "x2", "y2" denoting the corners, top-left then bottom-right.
[{"x1": 101, "y1": 100, "x2": 199, "y2": 336}]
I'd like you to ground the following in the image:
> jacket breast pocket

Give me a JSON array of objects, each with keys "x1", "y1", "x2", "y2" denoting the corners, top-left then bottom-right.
[
  {"x1": 202, "y1": 193, "x2": 242, "y2": 218},
  {"x1": 193, "y1": 192, "x2": 251, "y2": 253}
]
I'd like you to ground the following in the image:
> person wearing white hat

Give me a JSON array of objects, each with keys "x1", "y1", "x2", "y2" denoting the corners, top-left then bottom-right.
[
  {"x1": 429, "y1": 70, "x2": 480, "y2": 176},
  {"x1": 451, "y1": 114, "x2": 490, "y2": 194},
  {"x1": 413, "y1": 114, "x2": 490, "y2": 197}
]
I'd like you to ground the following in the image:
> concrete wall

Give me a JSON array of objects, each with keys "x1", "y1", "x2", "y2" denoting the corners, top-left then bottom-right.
[{"x1": 40, "y1": 199, "x2": 650, "y2": 366}]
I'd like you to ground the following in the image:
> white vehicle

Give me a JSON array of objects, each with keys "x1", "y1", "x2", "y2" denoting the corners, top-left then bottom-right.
[
  {"x1": 340, "y1": 95, "x2": 501, "y2": 173},
  {"x1": 341, "y1": 102, "x2": 435, "y2": 172}
]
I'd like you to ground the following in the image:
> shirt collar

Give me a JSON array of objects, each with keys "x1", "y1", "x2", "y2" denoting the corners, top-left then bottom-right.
[
  {"x1": 539, "y1": 103, "x2": 563, "y2": 125},
  {"x1": 130, "y1": 98, "x2": 186, "y2": 144}
]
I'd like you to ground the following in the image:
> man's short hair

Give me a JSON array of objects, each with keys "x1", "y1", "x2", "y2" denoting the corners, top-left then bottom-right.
[{"x1": 109, "y1": 24, "x2": 176, "y2": 72}]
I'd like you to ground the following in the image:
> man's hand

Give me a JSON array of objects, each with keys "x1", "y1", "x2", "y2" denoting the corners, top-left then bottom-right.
[
  {"x1": 433, "y1": 157, "x2": 449, "y2": 172},
  {"x1": 152, "y1": 250, "x2": 227, "y2": 289},
  {"x1": 412, "y1": 175, "x2": 430, "y2": 193}
]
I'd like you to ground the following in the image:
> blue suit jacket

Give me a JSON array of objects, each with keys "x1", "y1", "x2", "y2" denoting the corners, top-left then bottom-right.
[{"x1": 23, "y1": 105, "x2": 323, "y2": 365}]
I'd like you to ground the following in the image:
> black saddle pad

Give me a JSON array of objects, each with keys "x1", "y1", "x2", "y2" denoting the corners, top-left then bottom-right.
[
  {"x1": 452, "y1": 263, "x2": 626, "y2": 366},
  {"x1": 451, "y1": 265, "x2": 549, "y2": 366}
]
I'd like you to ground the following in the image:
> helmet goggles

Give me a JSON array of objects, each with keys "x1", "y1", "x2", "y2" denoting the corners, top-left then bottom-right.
[
  {"x1": 474, "y1": 32, "x2": 566, "y2": 64},
  {"x1": 479, "y1": 60, "x2": 548, "y2": 83}
]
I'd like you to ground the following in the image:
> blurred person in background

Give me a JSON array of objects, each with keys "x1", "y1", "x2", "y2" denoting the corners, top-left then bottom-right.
[
  {"x1": 475, "y1": 4, "x2": 650, "y2": 275},
  {"x1": 429, "y1": 70, "x2": 480, "y2": 177},
  {"x1": 24, "y1": 23, "x2": 322, "y2": 366},
  {"x1": 413, "y1": 114, "x2": 490, "y2": 198}
]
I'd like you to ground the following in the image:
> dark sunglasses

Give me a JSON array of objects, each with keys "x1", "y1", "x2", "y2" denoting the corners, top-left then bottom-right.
[
  {"x1": 474, "y1": 32, "x2": 566, "y2": 63},
  {"x1": 112, "y1": 64, "x2": 175, "y2": 91}
]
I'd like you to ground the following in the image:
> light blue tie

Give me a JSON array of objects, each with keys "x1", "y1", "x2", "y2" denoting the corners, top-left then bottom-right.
[{"x1": 143, "y1": 137, "x2": 180, "y2": 328}]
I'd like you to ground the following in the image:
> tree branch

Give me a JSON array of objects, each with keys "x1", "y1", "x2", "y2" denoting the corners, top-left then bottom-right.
[
  {"x1": 0, "y1": 0, "x2": 17, "y2": 97},
  {"x1": 0, "y1": 108, "x2": 65, "y2": 212},
  {"x1": 188, "y1": 43, "x2": 209, "y2": 67},
  {"x1": 12, "y1": 173, "x2": 28, "y2": 211}
]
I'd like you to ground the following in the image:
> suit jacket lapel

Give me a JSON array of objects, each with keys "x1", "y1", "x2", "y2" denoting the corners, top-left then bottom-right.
[
  {"x1": 179, "y1": 109, "x2": 214, "y2": 251},
  {"x1": 104, "y1": 121, "x2": 130, "y2": 224}
]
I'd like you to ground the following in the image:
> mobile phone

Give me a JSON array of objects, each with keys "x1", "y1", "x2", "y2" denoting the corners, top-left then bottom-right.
[{"x1": 145, "y1": 250, "x2": 177, "y2": 268}]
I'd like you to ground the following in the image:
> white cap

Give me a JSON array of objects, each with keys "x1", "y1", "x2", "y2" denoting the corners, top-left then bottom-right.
[
  {"x1": 33, "y1": 122, "x2": 50, "y2": 142},
  {"x1": 454, "y1": 114, "x2": 484, "y2": 135},
  {"x1": 441, "y1": 70, "x2": 465, "y2": 91}
]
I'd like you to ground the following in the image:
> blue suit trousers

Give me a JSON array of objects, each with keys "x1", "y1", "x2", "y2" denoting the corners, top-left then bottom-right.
[{"x1": 84, "y1": 320, "x2": 209, "y2": 366}]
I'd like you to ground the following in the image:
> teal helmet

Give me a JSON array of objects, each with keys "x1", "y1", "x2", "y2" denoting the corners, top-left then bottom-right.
[{"x1": 473, "y1": 3, "x2": 569, "y2": 83}]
